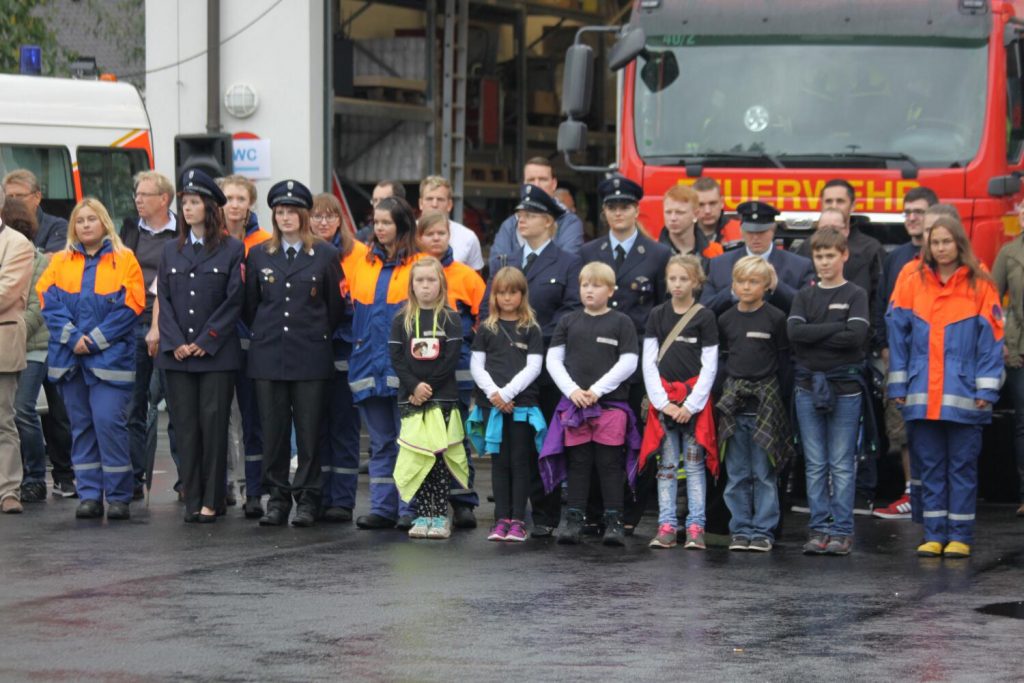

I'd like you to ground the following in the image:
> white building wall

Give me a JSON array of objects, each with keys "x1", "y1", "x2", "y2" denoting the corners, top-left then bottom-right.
[{"x1": 145, "y1": 0, "x2": 326, "y2": 203}]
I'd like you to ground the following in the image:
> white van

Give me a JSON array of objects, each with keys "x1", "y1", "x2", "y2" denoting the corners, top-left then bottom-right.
[{"x1": 0, "y1": 74, "x2": 153, "y2": 227}]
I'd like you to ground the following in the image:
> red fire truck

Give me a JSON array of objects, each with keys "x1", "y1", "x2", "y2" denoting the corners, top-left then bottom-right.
[{"x1": 559, "y1": 0, "x2": 1024, "y2": 265}]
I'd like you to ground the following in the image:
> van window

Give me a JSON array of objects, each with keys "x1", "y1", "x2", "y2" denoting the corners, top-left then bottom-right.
[
  {"x1": 0, "y1": 144, "x2": 75, "y2": 218},
  {"x1": 77, "y1": 147, "x2": 150, "y2": 228}
]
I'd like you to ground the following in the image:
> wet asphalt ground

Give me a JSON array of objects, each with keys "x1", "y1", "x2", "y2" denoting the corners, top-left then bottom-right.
[{"x1": 1, "y1": 419, "x2": 1022, "y2": 682}]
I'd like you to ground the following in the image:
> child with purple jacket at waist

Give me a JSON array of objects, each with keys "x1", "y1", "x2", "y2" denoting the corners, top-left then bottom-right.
[{"x1": 540, "y1": 262, "x2": 640, "y2": 547}]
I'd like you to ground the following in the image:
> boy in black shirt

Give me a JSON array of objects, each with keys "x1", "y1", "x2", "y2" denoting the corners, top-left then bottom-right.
[
  {"x1": 717, "y1": 256, "x2": 794, "y2": 552},
  {"x1": 543, "y1": 262, "x2": 639, "y2": 546},
  {"x1": 788, "y1": 228, "x2": 870, "y2": 556}
]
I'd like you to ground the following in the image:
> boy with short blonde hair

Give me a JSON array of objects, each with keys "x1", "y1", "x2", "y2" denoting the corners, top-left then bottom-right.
[
  {"x1": 541, "y1": 260, "x2": 640, "y2": 546},
  {"x1": 717, "y1": 256, "x2": 793, "y2": 552}
]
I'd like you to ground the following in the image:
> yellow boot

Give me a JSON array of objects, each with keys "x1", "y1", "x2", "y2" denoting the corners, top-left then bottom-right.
[
  {"x1": 917, "y1": 541, "x2": 943, "y2": 557},
  {"x1": 943, "y1": 541, "x2": 971, "y2": 558}
]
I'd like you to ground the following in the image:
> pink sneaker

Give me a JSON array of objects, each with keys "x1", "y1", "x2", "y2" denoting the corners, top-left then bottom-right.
[
  {"x1": 505, "y1": 519, "x2": 528, "y2": 542},
  {"x1": 488, "y1": 519, "x2": 511, "y2": 541},
  {"x1": 872, "y1": 494, "x2": 912, "y2": 520},
  {"x1": 684, "y1": 524, "x2": 706, "y2": 550},
  {"x1": 648, "y1": 523, "x2": 677, "y2": 548}
]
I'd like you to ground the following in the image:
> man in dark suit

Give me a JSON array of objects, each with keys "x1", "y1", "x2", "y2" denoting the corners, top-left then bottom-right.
[
  {"x1": 701, "y1": 201, "x2": 815, "y2": 315},
  {"x1": 580, "y1": 176, "x2": 671, "y2": 531}
]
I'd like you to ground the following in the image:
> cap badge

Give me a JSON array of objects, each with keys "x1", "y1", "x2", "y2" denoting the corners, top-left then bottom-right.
[
  {"x1": 287, "y1": 181, "x2": 294, "y2": 190},
  {"x1": 188, "y1": 171, "x2": 194, "y2": 180},
  {"x1": 613, "y1": 178, "x2": 620, "y2": 188}
]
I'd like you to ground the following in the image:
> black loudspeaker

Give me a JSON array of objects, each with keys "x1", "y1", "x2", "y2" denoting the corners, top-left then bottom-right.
[{"x1": 173, "y1": 133, "x2": 233, "y2": 182}]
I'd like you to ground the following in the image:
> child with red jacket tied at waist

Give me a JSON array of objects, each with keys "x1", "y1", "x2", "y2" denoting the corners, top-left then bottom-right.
[
  {"x1": 886, "y1": 215, "x2": 1004, "y2": 559},
  {"x1": 540, "y1": 261, "x2": 640, "y2": 547},
  {"x1": 640, "y1": 254, "x2": 719, "y2": 550}
]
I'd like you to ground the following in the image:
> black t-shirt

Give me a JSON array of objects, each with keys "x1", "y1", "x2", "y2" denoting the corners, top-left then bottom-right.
[
  {"x1": 788, "y1": 281, "x2": 869, "y2": 393},
  {"x1": 471, "y1": 319, "x2": 544, "y2": 407},
  {"x1": 644, "y1": 301, "x2": 719, "y2": 382},
  {"x1": 388, "y1": 307, "x2": 463, "y2": 403},
  {"x1": 718, "y1": 303, "x2": 788, "y2": 381},
  {"x1": 550, "y1": 309, "x2": 638, "y2": 403}
]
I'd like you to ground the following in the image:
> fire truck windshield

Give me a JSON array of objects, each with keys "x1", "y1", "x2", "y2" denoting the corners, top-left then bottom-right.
[{"x1": 633, "y1": 38, "x2": 987, "y2": 168}]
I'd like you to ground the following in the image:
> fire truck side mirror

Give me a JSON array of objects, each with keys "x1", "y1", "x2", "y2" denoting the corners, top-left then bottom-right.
[
  {"x1": 557, "y1": 120, "x2": 588, "y2": 154},
  {"x1": 562, "y1": 44, "x2": 594, "y2": 119},
  {"x1": 988, "y1": 174, "x2": 1021, "y2": 197},
  {"x1": 608, "y1": 27, "x2": 647, "y2": 72}
]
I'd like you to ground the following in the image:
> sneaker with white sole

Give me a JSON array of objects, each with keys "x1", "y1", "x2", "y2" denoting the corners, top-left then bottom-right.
[
  {"x1": 729, "y1": 535, "x2": 750, "y2": 551},
  {"x1": 427, "y1": 516, "x2": 451, "y2": 539},
  {"x1": 683, "y1": 524, "x2": 706, "y2": 550},
  {"x1": 408, "y1": 517, "x2": 431, "y2": 538},
  {"x1": 649, "y1": 524, "x2": 677, "y2": 549},
  {"x1": 488, "y1": 519, "x2": 511, "y2": 541},
  {"x1": 748, "y1": 537, "x2": 773, "y2": 552},
  {"x1": 872, "y1": 494, "x2": 912, "y2": 520},
  {"x1": 505, "y1": 520, "x2": 528, "y2": 542}
]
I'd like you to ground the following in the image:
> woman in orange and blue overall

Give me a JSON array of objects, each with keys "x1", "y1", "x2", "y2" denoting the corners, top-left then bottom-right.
[
  {"x1": 886, "y1": 215, "x2": 1003, "y2": 559},
  {"x1": 37, "y1": 198, "x2": 145, "y2": 521}
]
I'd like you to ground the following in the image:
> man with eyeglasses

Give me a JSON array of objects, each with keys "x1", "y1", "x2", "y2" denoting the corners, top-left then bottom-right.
[
  {"x1": 2, "y1": 170, "x2": 68, "y2": 254},
  {"x1": 872, "y1": 186, "x2": 940, "y2": 522},
  {"x1": 119, "y1": 171, "x2": 179, "y2": 499},
  {"x1": 2, "y1": 170, "x2": 76, "y2": 501}
]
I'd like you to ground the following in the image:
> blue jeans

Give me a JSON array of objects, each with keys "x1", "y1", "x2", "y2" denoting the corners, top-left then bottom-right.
[
  {"x1": 14, "y1": 360, "x2": 47, "y2": 484},
  {"x1": 657, "y1": 417, "x2": 706, "y2": 529},
  {"x1": 796, "y1": 389, "x2": 862, "y2": 537},
  {"x1": 723, "y1": 414, "x2": 779, "y2": 540}
]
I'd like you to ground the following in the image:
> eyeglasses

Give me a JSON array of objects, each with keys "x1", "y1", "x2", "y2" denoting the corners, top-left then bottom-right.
[
  {"x1": 311, "y1": 214, "x2": 340, "y2": 223},
  {"x1": 134, "y1": 192, "x2": 162, "y2": 199},
  {"x1": 903, "y1": 208, "x2": 927, "y2": 217}
]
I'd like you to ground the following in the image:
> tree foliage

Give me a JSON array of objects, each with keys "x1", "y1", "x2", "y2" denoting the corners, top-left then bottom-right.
[{"x1": 0, "y1": 0, "x2": 72, "y2": 75}]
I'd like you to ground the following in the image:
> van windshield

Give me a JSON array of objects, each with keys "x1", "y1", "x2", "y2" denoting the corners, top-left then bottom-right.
[{"x1": 633, "y1": 37, "x2": 988, "y2": 167}]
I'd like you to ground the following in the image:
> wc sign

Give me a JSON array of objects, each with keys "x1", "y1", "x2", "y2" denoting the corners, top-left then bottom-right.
[{"x1": 232, "y1": 132, "x2": 271, "y2": 179}]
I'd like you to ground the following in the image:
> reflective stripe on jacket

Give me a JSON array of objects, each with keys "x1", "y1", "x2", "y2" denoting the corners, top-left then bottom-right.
[
  {"x1": 886, "y1": 262, "x2": 1004, "y2": 424},
  {"x1": 346, "y1": 246, "x2": 421, "y2": 402},
  {"x1": 37, "y1": 240, "x2": 144, "y2": 387}
]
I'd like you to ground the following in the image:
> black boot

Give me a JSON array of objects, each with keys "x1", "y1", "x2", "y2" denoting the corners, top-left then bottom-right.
[
  {"x1": 557, "y1": 508, "x2": 583, "y2": 545},
  {"x1": 602, "y1": 509, "x2": 625, "y2": 547}
]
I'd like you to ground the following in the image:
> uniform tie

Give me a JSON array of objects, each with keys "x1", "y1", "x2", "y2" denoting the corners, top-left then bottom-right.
[
  {"x1": 286, "y1": 246, "x2": 296, "y2": 263},
  {"x1": 192, "y1": 241, "x2": 202, "y2": 254},
  {"x1": 614, "y1": 244, "x2": 626, "y2": 269},
  {"x1": 524, "y1": 252, "x2": 538, "y2": 273}
]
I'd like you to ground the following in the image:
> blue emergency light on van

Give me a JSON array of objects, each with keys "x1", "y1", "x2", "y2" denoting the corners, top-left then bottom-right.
[{"x1": 19, "y1": 46, "x2": 42, "y2": 75}]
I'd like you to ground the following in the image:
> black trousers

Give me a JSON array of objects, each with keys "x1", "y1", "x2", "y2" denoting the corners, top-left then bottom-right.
[
  {"x1": 567, "y1": 442, "x2": 624, "y2": 511},
  {"x1": 254, "y1": 379, "x2": 328, "y2": 512},
  {"x1": 491, "y1": 412, "x2": 534, "y2": 521},
  {"x1": 586, "y1": 382, "x2": 650, "y2": 526},
  {"x1": 165, "y1": 370, "x2": 234, "y2": 514},
  {"x1": 41, "y1": 380, "x2": 74, "y2": 485},
  {"x1": 530, "y1": 382, "x2": 563, "y2": 527}
]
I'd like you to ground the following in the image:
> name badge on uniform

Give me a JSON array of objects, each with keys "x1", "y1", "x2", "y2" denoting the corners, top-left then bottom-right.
[
  {"x1": 514, "y1": 342, "x2": 529, "y2": 350},
  {"x1": 676, "y1": 336, "x2": 698, "y2": 344},
  {"x1": 411, "y1": 337, "x2": 440, "y2": 360},
  {"x1": 746, "y1": 331, "x2": 771, "y2": 339},
  {"x1": 828, "y1": 303, "x2": 850, "y2": 310},
  {"x1": 596, "y1": 336, "x2": 619, "y2": 346}
]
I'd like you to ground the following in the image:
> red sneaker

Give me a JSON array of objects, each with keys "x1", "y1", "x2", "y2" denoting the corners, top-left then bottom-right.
[{"x1": 872, "y1": 494, "x2": 912, "y2": 520}]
